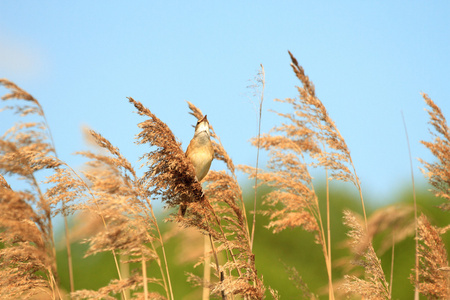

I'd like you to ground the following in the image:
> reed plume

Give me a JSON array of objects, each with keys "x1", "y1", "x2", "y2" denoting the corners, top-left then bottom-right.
[
  {"x1": 365, "y1": 204, "x2": 415, "y2": 256},
  {"x1": 413, "y1": 214, "x2": 450, "y2": 299},
  {"x1": 0, "y1": 185, "x2": 56, "y2": 298},
  {"x1": 341, "y1": 210, "x2": 390, "y2": 299},
  {"x1": 243, "y1": 51, "x2": 359, "y2": 235},
  {"x1": 416, "y1": 94, "x2": 450, "y2": 298},
  {"x1": 284, "y1": 264, "x2": 318, "y2": 299},
  {"x1": 129, "y1": 97, "x2": 204, "y2": 212},
  {"x1": 242, "y1": 51, "x2": 367, "y2": 298},
  {"x1": 420, "y1": 93, "x2": 450, "y2": 211},
  {"x1": 70, "y1": 129, "x2": 171, "y2": 300},
  {"x1": 0, "y1": 79, "x2": 61, "y2": 298},
  {"x1": 335, "y1": 205, "x2": 415, "y2": 299}
]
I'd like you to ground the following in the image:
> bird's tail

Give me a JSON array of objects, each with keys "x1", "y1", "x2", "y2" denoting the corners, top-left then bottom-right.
[{"x1": 179, "y1": 204, "x2": 187, "y2": 217}]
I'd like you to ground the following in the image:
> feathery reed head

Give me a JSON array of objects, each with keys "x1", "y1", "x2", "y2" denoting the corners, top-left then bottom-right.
[
  {"x1": 0, "y1": 187, "x2": 54, "y2": 298},
  {"x1": 286, "y1": 51, "x2": 356, "y2": 184},
  {"x1": 243, "y1": 51, "x2": 357, "y2": 241},
  {"x1": 0, "y1": 78, "x2": 39, "y2": 103},
  {"x1": 0, "y1": 80, "x2": 60, "y2": 298},
  {"x1": 341, "y1": 210, "x2": 390, "y2": 299},
  {"x1": 413, "y1": 214, "x2": 450, "y2": 299},
  {"x1": 128, "y1": 97, "x2": 204, "y2": 211},
  {"x1": 71, "y1": 128, "x2": 168, "y2": 299},
  {"x1": 420, "y1": 93, "x2": 450, "y2": 211}
]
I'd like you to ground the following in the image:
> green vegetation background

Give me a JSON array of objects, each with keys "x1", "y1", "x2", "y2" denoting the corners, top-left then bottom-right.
[{"x1": 56, "y1": 184, "x2": 450, "y2": 299}]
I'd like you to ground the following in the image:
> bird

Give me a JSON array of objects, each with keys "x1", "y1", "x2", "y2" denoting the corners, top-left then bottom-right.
[{"x1": 179, "y1": 115, "x2": 214, "y2": 216}]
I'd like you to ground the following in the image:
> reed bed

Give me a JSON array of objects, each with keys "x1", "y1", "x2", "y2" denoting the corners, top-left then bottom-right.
[{"x1": 0, "y1": 52, "x2": 449, "y2": 299}]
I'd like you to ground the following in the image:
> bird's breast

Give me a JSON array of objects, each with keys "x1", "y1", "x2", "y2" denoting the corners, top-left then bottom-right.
[{"x1": 186, "y1": 138, "x2": 214, "y2": 181}]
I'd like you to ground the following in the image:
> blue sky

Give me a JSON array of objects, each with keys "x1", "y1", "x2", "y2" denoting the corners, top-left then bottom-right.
[{"x1": 1, "y1": 2, "x2": 449, "y2": 205}]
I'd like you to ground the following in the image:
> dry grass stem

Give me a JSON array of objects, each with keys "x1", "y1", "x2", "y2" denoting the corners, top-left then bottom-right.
[
  {"x1": 401, "y1": 111, "x2": 420, "y2": 299},
  {"x1": 249, "y1": 64, "x2": 265, "y2": 250}
]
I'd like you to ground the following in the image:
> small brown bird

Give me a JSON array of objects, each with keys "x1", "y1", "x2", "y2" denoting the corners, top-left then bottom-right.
[{"x1": 179, "y1": 115, "x2": 214, "y2": 216}]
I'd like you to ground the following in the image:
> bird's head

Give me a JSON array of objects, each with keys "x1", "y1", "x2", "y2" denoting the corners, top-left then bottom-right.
[{"x1": 194, "y1": 115, "x2": 210, "y2": 136}]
